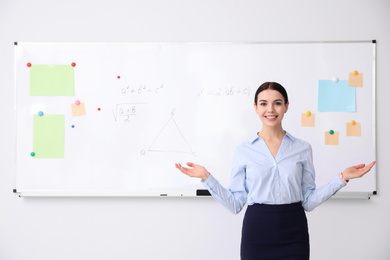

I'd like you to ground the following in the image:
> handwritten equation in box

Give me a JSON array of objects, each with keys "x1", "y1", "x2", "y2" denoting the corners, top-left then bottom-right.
[{"x1": 113, "y1": 103, "x2": 147, "y2": 123}]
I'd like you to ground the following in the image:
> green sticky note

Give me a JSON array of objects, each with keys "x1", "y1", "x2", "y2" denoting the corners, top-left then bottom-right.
[
  {"x1": 30, "y1": 65, "x2": 74, "y2": 96},
  {"x1": 33, "y1": 114, "x2": 65, "y2": 158}
]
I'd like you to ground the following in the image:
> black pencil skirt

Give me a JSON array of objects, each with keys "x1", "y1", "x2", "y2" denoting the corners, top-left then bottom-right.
[{"x1": 241, "y1": 202, "x2": 310, "y2": 260}]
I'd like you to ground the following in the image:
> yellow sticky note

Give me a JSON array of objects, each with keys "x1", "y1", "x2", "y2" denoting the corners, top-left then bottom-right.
[
  {"x1": 301, "y1": 113, "x2": 315, "y2": 127},
  {"x1": 325, "y1": 131, "x2": 339, "y2": 145},
  {"x1": 346, "y1": 122, "x2": 361, "y2": 136},
  {"x1": 71, "y1": 102, "x2": 86, "y2": 116},
  {"x1": 348, "y1": 72, "x2": 363, "y2": 87}
]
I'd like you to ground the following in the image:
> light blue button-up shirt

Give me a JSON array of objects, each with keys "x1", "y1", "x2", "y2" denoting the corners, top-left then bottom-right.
[{"x1": 202, "y1": 132, "x2": 346, "y2": 214}]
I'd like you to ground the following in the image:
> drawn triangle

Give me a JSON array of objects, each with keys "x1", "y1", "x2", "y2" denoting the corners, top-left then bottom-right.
[{"x1": 148, "y1": 117, "x2": 194, "y2": 154}]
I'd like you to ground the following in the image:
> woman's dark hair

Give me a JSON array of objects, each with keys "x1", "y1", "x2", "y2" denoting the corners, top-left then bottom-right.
[{"x1": 254, "y1": 82, "x2": 289, "y2": 105}]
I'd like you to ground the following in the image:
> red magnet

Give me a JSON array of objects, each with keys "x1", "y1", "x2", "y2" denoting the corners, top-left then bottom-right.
[
  {"x1": 97, "y1": 108, "x2": 101, "y2": 111},
  {"x1": 27, "y1": 62, "x2": 31, "y2": 67},
  {"x1": 71, "y1": 62, "x2": 76, "y2": 67},
  {"x1": 117, "y1": 76, "x2": 120, "y2": 79}
]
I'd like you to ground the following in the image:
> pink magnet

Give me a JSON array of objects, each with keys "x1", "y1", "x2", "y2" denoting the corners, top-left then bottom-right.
[{"x1": 75, "y1": 100, "x2": 81, "y2": 105}]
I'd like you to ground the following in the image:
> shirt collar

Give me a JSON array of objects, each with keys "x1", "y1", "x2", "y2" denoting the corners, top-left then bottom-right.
[{"x1": 250, "y1": 131, "x2": 295, "y2": 144}]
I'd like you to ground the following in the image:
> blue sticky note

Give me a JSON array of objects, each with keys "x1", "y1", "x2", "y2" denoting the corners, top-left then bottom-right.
[{"x1": 318, "y1": 80, "x2": 356, "y2": 112}]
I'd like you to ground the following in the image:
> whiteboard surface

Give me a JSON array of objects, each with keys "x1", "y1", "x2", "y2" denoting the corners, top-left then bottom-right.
[{"x1": 15, "y1": 42, "x2": 376, "y2": 196}]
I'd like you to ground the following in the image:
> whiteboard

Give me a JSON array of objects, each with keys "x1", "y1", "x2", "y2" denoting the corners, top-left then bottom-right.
[{"x1": 14, "y1": 41, "x2": 376, "y2": 197}]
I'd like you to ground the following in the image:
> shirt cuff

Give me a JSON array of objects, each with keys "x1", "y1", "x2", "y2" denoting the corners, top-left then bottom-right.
[
  {"x1": 201, "y1": 174, "x2": 218, "y2": 190},
  {"x1": 332, "y1": 173, "x2": 347, "y2": 189},
  {"x1": 338, "y1": 172, "x2": 348, "y2": 184}
]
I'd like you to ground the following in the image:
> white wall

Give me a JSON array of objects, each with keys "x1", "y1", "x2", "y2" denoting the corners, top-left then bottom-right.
[{"x1": 0, "y1": 0, "x2": 389, "y2": 259}]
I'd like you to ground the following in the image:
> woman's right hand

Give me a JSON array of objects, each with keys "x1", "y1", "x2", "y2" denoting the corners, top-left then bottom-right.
[{"x1": 175, "y1": 162, "x2": 210, "y2": 181}]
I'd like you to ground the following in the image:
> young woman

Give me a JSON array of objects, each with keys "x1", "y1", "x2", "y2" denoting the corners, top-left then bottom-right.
[{"x1": 175, "y1": 82, "x2": 376, "y2": 260}]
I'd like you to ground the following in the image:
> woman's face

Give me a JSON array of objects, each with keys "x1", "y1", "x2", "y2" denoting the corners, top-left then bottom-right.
[{"x1": 254, "y1": 89, "x2": 289, "y2": 128}]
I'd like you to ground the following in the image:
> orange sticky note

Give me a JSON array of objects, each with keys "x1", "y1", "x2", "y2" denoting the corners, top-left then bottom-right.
[
  {"x1": 325, "y1": 131, "x2": 339, "y2": 145},
  {"x1": 348, "y1": 72, "x2": 363, "y2": 87},
  {"x1": 346, "y1": 122, "x2": 361, "y2": 136},
  {"x1": 71, "y1": 102, "x2": 86, "y2": 116},
  {"x1": 301, "y1": 113, "x2": 315, "y2": 127}
]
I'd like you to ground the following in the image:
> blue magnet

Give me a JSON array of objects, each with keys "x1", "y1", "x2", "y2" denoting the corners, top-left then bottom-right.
[{"x1": 38, "y1": 111, "x2": 44, "y2": 117}]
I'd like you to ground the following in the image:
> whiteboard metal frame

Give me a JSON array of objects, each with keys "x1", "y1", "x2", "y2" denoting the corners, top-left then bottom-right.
[
  {"x1": 14, "y1": 40, "x2": 377, "y2": 199},
  {"x1": 14, "y1": 190, "x2": 374, "y2": 199}
]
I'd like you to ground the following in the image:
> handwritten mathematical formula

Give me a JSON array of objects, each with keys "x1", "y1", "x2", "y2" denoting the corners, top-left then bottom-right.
[
  {"x1": 198, "y1": 86, "x2": 250, "y2": 97},
  {"x1": 112, "y1": 103, "x2": 147, "y2": 122},
  {"x1": 121, "y1": 84, "x2": 165, "y2": 95}
]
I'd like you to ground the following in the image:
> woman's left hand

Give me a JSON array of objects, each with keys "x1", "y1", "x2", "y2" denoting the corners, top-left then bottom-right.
[{"x1": 342, "y1": 161, "x2": 376, "y2": 181}]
